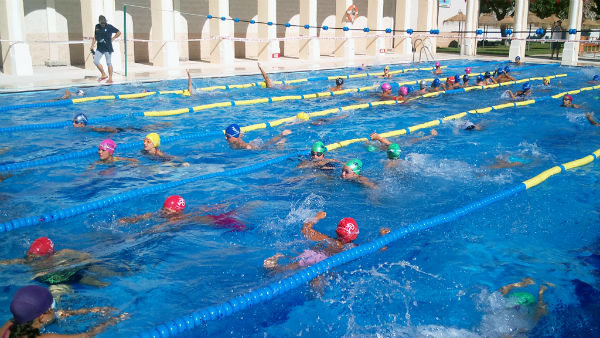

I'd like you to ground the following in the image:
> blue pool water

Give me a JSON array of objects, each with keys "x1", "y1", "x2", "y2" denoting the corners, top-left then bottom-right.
[{"x1": 1, "y1": 60, "x2": 599, "y2": 338}]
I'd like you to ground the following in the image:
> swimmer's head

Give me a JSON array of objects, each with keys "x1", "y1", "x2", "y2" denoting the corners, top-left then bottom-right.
[
  {"x1": 381, "y1": 83, "x2": 392, "y2": 92},
  {"x1": 432, "y1": 78, "x2": 441, "y2": 88},
  {"x1": 225, "y1": 124, "x2": 241, "y2": 139},
  {"x1": 593, "y1": 75, "x2": 600, "y2": 81},
  {"x1": 387, "y1": 143, "x2": 401, "y2": 160},
  {"x1": 76, "y1": 89, "x2": 85, "y2": 96},
  {"x1": 515, "y1": 56, "x2": 521, "y2": 61},
  {"x1": 484, "y1": 71, "x2": 491, "y2": 79},
  {"x1": 463, "y1": 74, "x2": 470, "y2": 83},
  {"x1": 454, "y1": 75, "x2": 461, "y2": 83},
  {"x1": 465, "y1": 67, "x2": 471, "y2": 74},
  {"x1": 311, "y1": 141, "x2": 327, "y2": 158},
  {"x1": 522, "y1": 82, "x2": 532, "y2": 92},
  {"x1": 563, "y1": 94, "x2": 573, "y2": 103},
  {"x1": 335, "y1": 78, "x2": 344, "y2": 86},
  {"x1": 342, "y1": 159, "x2": 362, "y2": 179},
  {"x1": 336, "y1": 217, "x2": 359, "y2": 243},
  {"x1": 406, "y1": 86, "x2": 413, "y2": 94},
  {"x1": 398, "y1": 86, "x2": 408, "y2": 96},
  {"x1": 504, "y1": 66, "x2": 511, "y2": 73},
  {"x1": 27, "y1": 237, "x2": 55, "y2": 257},
  {"x1": 419, "y1": 80, "x2": 426, "y2": 89},
  {"x1": 506, "y1": 291, "x2": 536, "y2": 308},
  {"x1": 543, "y1": 78, "x2": 550, "y2": 86},
  {"x1": 435, "y1": 61, "x2": 441, "y2": 68},
  {"x1": 72, "y1": 113, "x2": 88, "y2": 127},
  {"x1": 447, "y1": 76, "x2": 455, "y2": 84},
  {"x1": 98, "y1": 139, "x2": 116, "y2": 155},
  {"x1": 384, "y1": 66, "x2": 390, "y2": 72},
  {"x1": 496, "y1": 67, "x2": 504, "y2": 75},
  {"x1": 163, "y1": 195, "x2": 186, "y2": 214},
  {"x1": 144, "y1": 133, "x2": 160, "y2": 148},
  {"x1": 10, "y1": 285, "x2": 55, "y2": 324},
  {"x1": 477, "y1": 74, "x2": 484, "y2": 82}
]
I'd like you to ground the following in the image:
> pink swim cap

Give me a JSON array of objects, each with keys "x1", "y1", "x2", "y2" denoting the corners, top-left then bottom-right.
[
  {"x1": 28, "y1": 237, "x2": 55, "y2": 256},
  {"x1": 399, "y1": 86, "x2": 408, "y2": 96},
  {"x1": 163, "y1": 195, "x2": 186, "y2": 212},
  {"x1": 381, "y1": 83, "x2": 391, "y2": 92},
  {"x1": 99, "y1": 139, "x2": 116, "y2": 154},
  {"x1": 563, "y1": 94, "x2": 573, "y2": 102},
  {"x1": 465, "y1": 67, "x2": 471, "y2": 74},
  {"x1": 336, "y1": 217, "x2": 359, "y2": 243},
  {"x1": 435, "y1": 62, "x2": 441, "y2": 68}
]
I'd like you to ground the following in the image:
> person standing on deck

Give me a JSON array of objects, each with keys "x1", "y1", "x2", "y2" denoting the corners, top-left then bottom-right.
[{"x1": 90, "y1": 15, "x2": 121, "y2": 83}]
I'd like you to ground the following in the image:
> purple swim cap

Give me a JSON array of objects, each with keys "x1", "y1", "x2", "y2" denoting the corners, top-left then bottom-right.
[
  {"x1": 10, "y1": 285, "x2": 54, "y2": 324},
  {"x1": 381, "y1": 83, "x2": 391, "y2": 92},
  {"x1": 435, "y1": 62, "x2": 441, "y2": 68},
  {"x1": 399, "y1": 86, "x2": 408, "y2": 96},
  {"x1": 99, "y1": 139, "x2": 116, "y2": 154},
  {"x1": 465, "y1": 67, "x2": 471, "y2": 74}
]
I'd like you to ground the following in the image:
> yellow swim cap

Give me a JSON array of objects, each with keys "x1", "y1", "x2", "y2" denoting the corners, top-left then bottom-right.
[
  {"x1": 182, "y1": 89, "x2": 191, "y2": 97},
  {"x1": 145, "y1": 133, "x2": 160, "y2": 147}
]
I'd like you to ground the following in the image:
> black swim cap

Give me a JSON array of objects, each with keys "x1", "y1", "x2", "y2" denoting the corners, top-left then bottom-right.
[{"x1": 336, "y1": 78, "x2": 344, "y2": 86}]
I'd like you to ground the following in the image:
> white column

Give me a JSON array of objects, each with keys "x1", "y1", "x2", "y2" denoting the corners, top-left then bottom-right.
[
  {"x1": 299, "y1": 0, "x2": 319, "y2": 61},
  {"x1": 258, "y1": 0, "x2": 279, "y2": 61},
  {"x1": 393, "y1": 0, "x2": 412, "y2": 55},
  {"x1": 208, "y1": 0, "x2": 234, "y2": 65},
  {"x1": 508, "y1": 0, "x2": 528, "y2": 61},
  {"x1": 45, "y1": 0, "x2": 59, "y2": 64},
  {"x1": 461, "y1": 0, "x2": 477, "y2": 56},
  {"x1": 561, "y1": 0, "x2": 582, "y2": 66},
  {"x1": 416, "y1": 0, "x2": 436, "y2": 57},
  {"x1": 0, "y1": 0, "x2": 33, "y2": 75},
  {"x1": 334, "y1": 0, "x2": 355, "y2": 60},
  {"x1": 149, "y1": 0, "x2": 179, "y2": 68},
  {"x1": 81, "y1": 0, "x2": 122, "y2": 72},
  {"x1": 366, "y1": 0, "x2": 384, "y2": 56}
]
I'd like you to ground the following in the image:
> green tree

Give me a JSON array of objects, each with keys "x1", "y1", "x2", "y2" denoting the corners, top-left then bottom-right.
[
  {"x1": 480, "y1": 0, "x2": 514, "y2": 21},
  {"x1": 529, "y1": 0, "x2": 570, "y2": 19}
]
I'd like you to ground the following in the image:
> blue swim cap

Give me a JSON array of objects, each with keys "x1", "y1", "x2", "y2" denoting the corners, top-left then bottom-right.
[
  {"x1": 73, "y1": 113, "x2": 88, "y2": 125},
  {"x1": 463, "y1": 74, "x2": 470, "y2": 83},
  {"x1": 225, "y1": 124, "x2": 241, "y2": 138},
  {"x1": 432, "y1": 78, "x2": 441, "y2": 87},
  {"x1": 515, "y1": 56, "x2": 521, "y2": 61},
  {"x1": 593, "y1": 75, "x2": 600, "y2": 81},
  {"x1": 504, "y1": 66, "x2": 511, "y2": 73},
  {"x1": 406, "y1": 85, "x2": 413, "y2": 94},
  {"x1": 522, "y1": 82, "x2": 531, "y2": 91},
  {"x1": 477, "y1": 74, "x2": 484, "y2": 82},
  {"x1": 454, "y1": 75, "x2": 461, "y2": 83},
  {"x1": 484, "y1": 72, "x2": 491, "y2": 79},
  {"x1": 497, "y1": 67, "x2": 504, "y2": 75}
]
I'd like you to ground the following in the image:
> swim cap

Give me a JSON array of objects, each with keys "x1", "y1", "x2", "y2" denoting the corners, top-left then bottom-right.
[
  {"x1": 145, "y1": 133, "x2": 160, "y2": 147},
  {"x1": 563, "y1": 94, "x2": 573, "y2": 102},
  {"x1": 484, "y1": 71, "x2": 491, "y2": 78},
  {"x1": 463, "y1": 74, "x2": 470, "y2": 83},
  {"x1": 384, "y1": 66, "x2": 390, "y2": 71},
  {"x1": 225, "y1": 124, "x2": 241, "y2": 138},
  {"x1": 99, "y1": 139, "x2": 116, "y2": 154},
  {"x1": 432, "y1": 78, "x2": 441, "y2": 87},
  {"x1": 447, "y1": 76, "x2": 455, "y2": 84},
  {"x1": 345, "y1": 159, "x2": 362, "y2": 175},
  {"x1": 465, "y1": 67, "x2": 471, "y2": 74},
  {"x1": 515, "y1": 55, "x2": 521, "y2": 61},
  {"x1": 497, "y1": 67, "x2": 504, "y2": 75},
  {"x1": 10, "y1": 285, "x2": 54, "y2": 324},
  {"x1": 593, "y1": 75, "x2": 600, "y2": 81},
  {"x1": 399, "y1": 86, "x2": 408, "y2": 96},
  {"x1": 28, "y1": 237, "x2": 55, "y2": 256},
  {"x1": 311, "y1": 141, "x2": 327, "y2": 153},
  {"x1": 419, "y1": 80, "x2": 426, "y2": 89},
  {"x1": 76, "y1": 89, "x2": 85, "y2": 96},
  {"x1": 477, "y1": 74, "x2": 484, "y2": 82},
  {"x1": 504, "y1": 66, "x2": 511, "y2": 73},
  {"x1": 163, "y1": 195, "x2": 186, "y2": 212},
  {"x1": 435, "y1": 62, "x2": 441, "y2": 68},
  {"x1": 336, "y1": 217, "x2": 359, "y2": 242},
  {"x1": 406, "y1": 86, "x2": 413, "y2": 94},
  {"x1": 336, "y1": 78, "x2": 344, "y2": 86},
  {"x1": 73, "y1": 113, "x2": 88, "y2": 125},
  {"x1": 522, "y1": 82, "x2": 532, "y2": 91},
  {"x1": 387, "y1": 143, "x2": 401, "y2": 159},
  {"x1": 381, "y1": 83, "x2": 391, "y2": 92},
  {"x1": 506, "y1": 291, "x2": 536, "y2": 306}
]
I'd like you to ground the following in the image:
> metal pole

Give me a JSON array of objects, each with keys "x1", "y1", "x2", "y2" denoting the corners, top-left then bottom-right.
[{"x1": 124, "y1": 5, "x2": 127, "y2": 77}]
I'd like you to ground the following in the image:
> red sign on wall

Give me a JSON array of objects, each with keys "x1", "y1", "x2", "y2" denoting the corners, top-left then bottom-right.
[{"x1": 272, "y1": 53, "x2": 280, "y2": 58}]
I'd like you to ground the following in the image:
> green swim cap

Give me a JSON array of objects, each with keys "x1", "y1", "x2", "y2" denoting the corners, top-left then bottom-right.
[
  {"x1": 387, "y1": 143, "x2": 401, "y2": 159},
  {"x1": 506, "y1": 291, "x2": 536, "y2": 306},
  {"x1": 345, "y1": 159, "x2": 362, "y2": 175},
  {"x1": 311, "y1": 141, "x2": 327, "y2": 153},
  {"x1": 367, "y1": 145, "x2": 378, "y2": 152}
]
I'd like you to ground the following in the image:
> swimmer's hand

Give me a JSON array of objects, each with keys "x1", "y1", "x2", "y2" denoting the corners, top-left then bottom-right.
[
  {"x1": 264, "y1": 253, "x2": 283, "y2": 269},
  {"x1": 314, "y1": 211, "x2": 326, "y2": 221},
  {"x1": 430, "y1": 129, "x2": 438, "y2": 136},
  {"x1": 369, "y1": 132, "x2": 381, "y2": 141},
  {"x1": 281, "y1": 129, "x2": 292, "y2": 136},
  {"x1": 379, "y1": 227, "x2": 391, "y2": 236}
]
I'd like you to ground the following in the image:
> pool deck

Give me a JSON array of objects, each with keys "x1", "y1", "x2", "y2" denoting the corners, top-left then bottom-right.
[{"x1": 0, "y1": 52, "x2": 590, "y2": 93}]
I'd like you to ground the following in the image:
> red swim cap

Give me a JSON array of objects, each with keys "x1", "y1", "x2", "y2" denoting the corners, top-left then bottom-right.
[
  {"x1": 336, "y1": 218, "x2": 359, "y2": 242},
  {"x1": 564, "y1": 94, "x2": 573, "y2": 102},
  {"x1": 28, "y1": 237, "x2": 55, "y2": 256},
  {"x1": 163, "y1": 195, "x2": 186, "y2": 212},
  {"x1": 448, "y1": 77, "x2": 455, "y2": 83}
]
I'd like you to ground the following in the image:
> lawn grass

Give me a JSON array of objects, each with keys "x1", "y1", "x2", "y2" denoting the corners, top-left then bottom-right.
[{"x1": 438, "y1": 42, "x2": 556, "y2": 56}]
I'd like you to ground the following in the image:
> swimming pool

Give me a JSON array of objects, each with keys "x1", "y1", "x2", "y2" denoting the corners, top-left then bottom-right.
[{"x1": 1, "y1": 60, "x2": 599, "y2": 338}]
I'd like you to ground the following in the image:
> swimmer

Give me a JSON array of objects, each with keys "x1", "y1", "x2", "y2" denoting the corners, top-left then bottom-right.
[
  {"x1": 93, "y1": 139, "x2": 138, "y2": 166},
  {"x1": 55, "y1": 89, "x2": 85, "y2": 101},
  {"x1": 561, "y1": 94, "x2": 580, "y2": 108},
  {"x1": 258, "y1": 62, "x2": 273, "y2": 89},
  {"x1": 589, "y1": 75, "x2": 600, "y2": 84},
  {"x1": 475, "y1": 74, "x2": 486, "y2": 86},
  {"x1": 416, "y1": 80, "x2": 428, "y2": 94},
  {"x1": 395, "y1": 86, "x2": 409, "y2": 101},
  {"x1": 462, "y1": 74, "x2": 470, "y2": 87},
  {"x1": 119, "y1": 195, "x2": 247, "y2": 232},
  {"x1": 297, "y1": 141, "x2": 343, "y2": 170},
  {"x1": 514, "y1": 55, "x2": 522, "y2": 65},
  {"x1": 456, "y1": 120, "x2": 483, "y2": 131},
  {"x1": 264, "y1": 211, "x2": 390, "y2": 272},
  {"x1": 430, "y1": 78, "x2": 445, "y2": 92},
  {"x1": 72, "y1": 113, "x2": 166, "y2": 134},
  {"x1": 380, "y1": 65, "x2": 393, "y2": 78},
  {"x1": 497, "y1": 277, "x2": 551, "y2": 323},
  {"x1": 309, "y1": 114, "x2": 349, "y2": 126},
  {"x1": 489, "y1": 154, "x2": 531, "y2": 169},
  {"x1": 543, "y1": 78, "x2": 551, "y2": 86},
  {"x1": 445, "y1": 76, "x2": 457, "y2": 89},
  {"x1": 329, "y1": 78, "x2": 344, "y2": 92},
  {"x1": 505, "y1": 82, "x2": 532, "y2": 99},
  {"x1": 433, "y1": 61, "x2": 443, "y2": 75},
  {"x1": 501, "y1": 66, "x2": 516, "y2": 82},
  {"x1": 1, "y1": 285, "x2": 128, "y2": 338},
  {"x1": 182, "y1": 69, "x2": 194, "y2": 96},
  {"x1": 483, "y1": 71, "x2": 497, "y2": 85},
  {"x1": 586, "y1": 113, "x2": 600, "y2": 126},
  {"x1": 341, "y1": 159, "x2": 376, "y2": 188},
  {"x1": 380, "y1": 83, "x2": 394, "y2": 99},
  {"x1": 494, "y1": 67, "x2": 506, "y2": 82},
  {"x1": 0, "y1": 237, "x2": 118, "y2": 287},
  {"x1": 224, "y1": 123, "x2": 292, "y2": 150},
  {"x1": 141, "y1": 133, "x2": 189, "y2": 166},
  {"x1": 465, "y1": 67, "x2": 471, "y2": 75},
  {"x1": 370, "y1": 130, "x2": 438, "y2": 149}
]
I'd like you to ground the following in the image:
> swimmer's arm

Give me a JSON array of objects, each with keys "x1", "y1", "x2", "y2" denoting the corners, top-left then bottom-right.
[
  {"x1": 90, "y1": 126, "x2": 120, "y2": 133},
  {"x1": 506, "y1": 90, "x2": 516, "y2": 99},
  {"x1": 379, "y1": 227, "x2": 391, "y2": 251},
  {"x1": 43, "y1": 312, "x2": 129, "y2": 338},
  {"x1": 573, "y1": 103, "x2": 580, "y2": 109},
  {"x1": 115, "y1": 157, "x2": 139, "y2": 165},
  {"x1": 358, "y1": 176, "x2": 377, "y2": 189},
  {"x1": 186, "y1": 69, "x2": 193, "y2": 94},
  {"x1": 266, "y1": 129, "x2": 292, "y2": 146},
  {"x1": 258, "y1": 63, "x2": 273, "y2": 88},
  {"x1": 409, "y1": 129, "x2": 437, "y2": 144},
  {"x1": 119, "y1": 212, "x2": 154, "y2": 224},
  {"x1": 57, "y1": 306, "x2": 117, "y2": 318},
  {"x1": 301, "y1": 211, "x2": 330, "y2": 241},
  {"x1": 586, "y1": 113, "x2": 600, "y2": 126},
  {"x1": 0, "y1": 258, "x2": 26, "y2": 265},
  {"x1": 370, "y1": 132, "x2": 392, "y2": 147}
]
